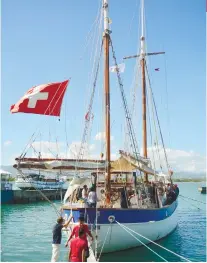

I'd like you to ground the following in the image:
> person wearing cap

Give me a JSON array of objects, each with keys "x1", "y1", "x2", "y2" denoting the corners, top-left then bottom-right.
[
  {"x1": 69, "y1": 228, "x2": 88, "y2": 262},
  {"x1": 51, "y1": 216, "x2": 72, "y2": 262},
  {"x1": 65, "y1": 215, "x2": 93, "y2": 259}
]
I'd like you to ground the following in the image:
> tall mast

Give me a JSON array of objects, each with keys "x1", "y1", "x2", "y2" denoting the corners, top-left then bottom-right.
[
  {"x1": 140, "y1": 0, "x2": 148, "y2": 182},
  {"x1": 103, "y1": 0, "x2": 111, "y2": 204}
]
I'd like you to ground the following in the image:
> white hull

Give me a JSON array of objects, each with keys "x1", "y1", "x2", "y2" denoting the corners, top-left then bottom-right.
[
  {"x1": 15, "y1": 178, "x2": 64, "y2": 190},
  {"x1": 95, "y1": 209, "x2": 178, "y2": 253},
  {"x1": 63, "y1": 206, "x2": 178, "y2": 254}
]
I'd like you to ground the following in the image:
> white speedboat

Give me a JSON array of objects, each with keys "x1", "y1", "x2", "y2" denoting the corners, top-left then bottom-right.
[{"x1": 15, "y1": 173, "x2": 65, "y2": 190}]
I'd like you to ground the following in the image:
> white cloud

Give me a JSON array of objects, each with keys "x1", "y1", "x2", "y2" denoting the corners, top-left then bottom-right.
[
  {"x1": 4, "y1": 141, "x2": 12, "y2": 146},
  {"x1": 95, "y1": 132, "x2": 114, "y2": 141},
  {"x1": 31, "y1": 141, "x2": 64, "y2": 158},
  {"x1": 30, "y1": 141, "x2": 96, "y2": 159},
  {"x1": 143, "y1": 146, "x2": 206, "y2": 174},
  {"x1": 89, "y1": 144, "x2": 96, "y2": 151},
  {"x1": 29, "y1": 140, "x2": 118, "y2": 161}
]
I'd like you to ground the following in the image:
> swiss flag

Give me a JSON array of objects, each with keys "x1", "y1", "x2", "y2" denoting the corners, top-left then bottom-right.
[{"x1": 10, "y1": 80, "x2": 69, "y2": 117}]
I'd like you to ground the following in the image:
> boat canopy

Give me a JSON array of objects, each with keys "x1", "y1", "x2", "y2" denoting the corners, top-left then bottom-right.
[{"x1": 63, "y1": 177, "x2": 90, "y2": 203}]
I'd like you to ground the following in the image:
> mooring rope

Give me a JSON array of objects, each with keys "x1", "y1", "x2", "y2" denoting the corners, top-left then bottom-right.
[
  {"x1": 179, "y1": 196, "x2": 202, "y2": 211},
  {"x1": 116, "y1": 221, "x2": 192, "y2": 262},
  {"x1": 116, "y1": 221, "x2": 168, "y2": 262},
  {"x1": 179, "y1": 194, "x2": 206, "y2": 205},
  {"x1": 17, "y1": 169, "x2": 61, "y2": 216},
  {"x1": 97, "y1": 224, "x2": 111, "y2": 262}
]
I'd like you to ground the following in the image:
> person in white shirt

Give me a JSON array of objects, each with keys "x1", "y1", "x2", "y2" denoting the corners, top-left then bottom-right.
[{"x1": 87, "y1": 187, "x2": 97, "y2": 208}]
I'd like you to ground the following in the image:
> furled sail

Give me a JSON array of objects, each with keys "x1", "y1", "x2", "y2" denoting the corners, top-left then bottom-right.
[
  {"x1": 14, "y1": 151, "x2": 160, "y2": 176},
  {"x1": 14, "y1": 157, "x2": 105, "y2": 171}
]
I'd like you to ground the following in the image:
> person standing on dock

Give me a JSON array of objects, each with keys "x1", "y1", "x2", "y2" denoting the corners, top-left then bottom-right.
[
  {"x1": 51, "y1": 216, "x2": 72, "y2": 262},
  {"x1": 65, "y1": 215, "x2": 93, "y2": 259},
  {"x1": 68, "y1": 228, "x2": 88, "y2": 262}
]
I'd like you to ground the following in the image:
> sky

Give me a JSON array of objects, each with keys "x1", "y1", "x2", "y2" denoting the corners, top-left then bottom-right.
[{"x1": 1, "y1": 0, "x2": 206, "y2": 175}]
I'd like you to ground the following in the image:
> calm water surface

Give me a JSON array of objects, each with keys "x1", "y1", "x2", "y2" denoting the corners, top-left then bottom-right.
[{"x1": 1, "y1": 182, "x2": 206, "y2": 262}]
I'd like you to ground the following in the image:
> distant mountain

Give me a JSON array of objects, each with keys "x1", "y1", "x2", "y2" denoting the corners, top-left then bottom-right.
[
  {"x1": 0, "y1": 165, "x2": 18, "y2": 177},
  {"x1": 173, "y1": 171, "x2": 206, "y2": 179}
]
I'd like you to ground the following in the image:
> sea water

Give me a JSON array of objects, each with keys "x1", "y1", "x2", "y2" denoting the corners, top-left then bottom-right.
[{"x1": 1, "y1": 182, "x2": 206, "y2": 262}]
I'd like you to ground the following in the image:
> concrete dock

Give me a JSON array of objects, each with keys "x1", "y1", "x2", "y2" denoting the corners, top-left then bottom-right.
[{"x1": 1, "y1": 189, "x2": 67, "y2": 204}]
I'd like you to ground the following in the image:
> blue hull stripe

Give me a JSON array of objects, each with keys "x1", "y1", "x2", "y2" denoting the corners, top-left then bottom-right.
[{"x1": 63, "y1": 200, "x2": 178, "y2": 224}]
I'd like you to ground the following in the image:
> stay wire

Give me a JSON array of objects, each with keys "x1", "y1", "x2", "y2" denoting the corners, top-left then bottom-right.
[
  {"x1": 145, "y1": 61, "x2": 171, "y2": 174},
  {"x1": 109, "y1": 36, "x2": 144, "y2": 183},
  {"x1": 179, "y1": 195, "x2": 202, "y2": 210},
  {"x1": 179, "y1": 194, "x2": 206, "y2": 205},
  {"x1": 97, "y1": 224, "x2": 112, "y2": 261},
  {"x1": 116, "y1": 221, "x2": 192, "y2": 262},
  {"x1": 17, "y1": 169, "x2": 61, "y2": 217},
  {"x1": 116, "y1": 221, "x2": 168, "y2": 262}
]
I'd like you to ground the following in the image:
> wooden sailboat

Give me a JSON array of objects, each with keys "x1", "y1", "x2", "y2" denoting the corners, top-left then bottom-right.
[
  {"x1": 60, "y1": 0, "x2": 178, "y2": 255},
  {"x1": 12, "y1": 0, "x2": 179, "y2": 256}
]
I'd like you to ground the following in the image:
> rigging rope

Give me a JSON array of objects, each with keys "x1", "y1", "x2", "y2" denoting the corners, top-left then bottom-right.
[
  {"x1": 145, "y1": 61, "x2": 171, "y2": 177},
  {"x1": 147, "y1": 68, "x2": 163, "y2": 172},
  {"x1": 146, "y1": 85, "x2": 157, "y2": 178},
  {"x1": 17, "y1": 169, "x2": 61, "y2": 216},
  {"x1": 179, "y1": 196, "x2": 202, "y2": 210},
  {"x1": 116, "y1": 221, "x2": 192, "y2": 262},
  {"x1": 97, "y1": 224, "x2": 112, "y2": 261},
  {"x1": 163, "y1": 53, "x2": 171, "y2": 148},
  {"x1": 80, "y1": 0, "x2": 102, "y2": 61},
  {"x1": 81, "y1": 1, "x2": 103, "y2": 140},
  {"x1": 116, "y1": 221, "x2": 168, "y2": 262},
  {"x1": 179, "y1": 194, "x2": 206, "y2": 205},
  {"x1": 77, "y1": 39, "x2": 104, "y2": 161},
  {"x1": 109, "y1": 36, "x2": 144, "y2": 183}
]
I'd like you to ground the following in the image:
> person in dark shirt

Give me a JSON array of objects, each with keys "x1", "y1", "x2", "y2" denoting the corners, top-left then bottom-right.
[
  {"x1": 51, "y1": 216, "x2": 72, "y2": 262},
  {"x1": 163, "y1": 189, "x2": 177, "y2": 206},
  {"x1": 120, "y1": 187, "x2": 128, "y2": 208},
  {"x1": 69, "y1": 228, "x2": 88, "y2": 262},
  {"x1": 173, "y1": 184, "x2": 179, "y2": 197}
]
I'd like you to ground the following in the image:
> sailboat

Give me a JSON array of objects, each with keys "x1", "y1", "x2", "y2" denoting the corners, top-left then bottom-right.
[{"x1": 12, "y1": 0, "x2": 178, "y2": 257}]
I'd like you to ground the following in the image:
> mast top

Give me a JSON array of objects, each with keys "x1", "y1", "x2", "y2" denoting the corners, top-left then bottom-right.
[
  {"x1": 140, "y1": 0, "x2": 145, "y2": 58},
  {"x1": 103, "y1": 0, "x2": 110, "y2": 35}
]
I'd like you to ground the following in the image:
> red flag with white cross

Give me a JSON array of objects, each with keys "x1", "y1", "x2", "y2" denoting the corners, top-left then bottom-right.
[{"x1": 10, "y1": 80, "x2": 69, "y2": 117}]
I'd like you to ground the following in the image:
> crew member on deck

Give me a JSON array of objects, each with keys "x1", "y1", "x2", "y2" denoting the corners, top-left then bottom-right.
[
  {"x1": 87, "y1": 187, "x2": 97, "y2": 208},
  {"x1": 157, "y1": 182, "x2": 165, "y2": 208},
  {"x1": 163, "y1": 188, "x2": 176, "y2": 206},
  {"x1": 173, "y1": 184, "x2": 179, "y2": 197},
  {"x1": 120, "y1": 187, "x2": 128, "y2": 208}
]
